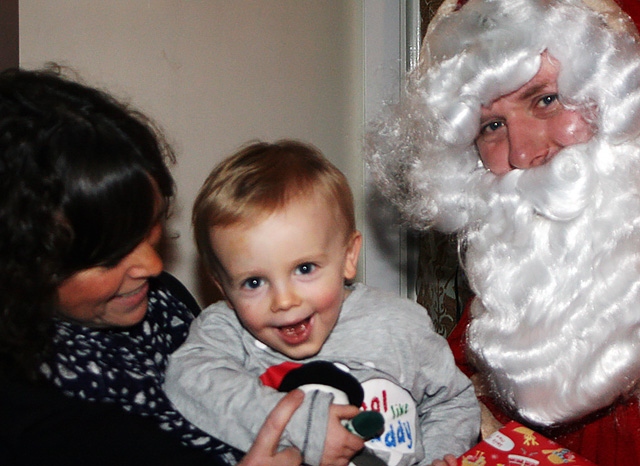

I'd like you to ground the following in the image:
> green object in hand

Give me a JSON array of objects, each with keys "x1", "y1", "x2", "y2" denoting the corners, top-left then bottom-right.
[{"x1": 344, "y1": 411, "x2": 385, "y2": 440}]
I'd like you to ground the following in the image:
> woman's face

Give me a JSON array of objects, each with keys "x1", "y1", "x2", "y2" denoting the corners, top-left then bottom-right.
[{"x1": 56, "y1": 219, "x2": 164, "y2": 328}]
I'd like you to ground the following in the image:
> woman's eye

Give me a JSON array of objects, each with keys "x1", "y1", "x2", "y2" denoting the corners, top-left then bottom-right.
[
  {"x1": 296, "y1": 263, "x2": 316, "y2": 275},
  {"x1": 242, "y1": 277, "x2": 263, "y2": 289}
]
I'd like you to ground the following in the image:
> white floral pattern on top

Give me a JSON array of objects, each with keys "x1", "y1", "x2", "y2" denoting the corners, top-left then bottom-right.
[{"x1": 40, "y1": 277, "x2": 242, "y2": 464}]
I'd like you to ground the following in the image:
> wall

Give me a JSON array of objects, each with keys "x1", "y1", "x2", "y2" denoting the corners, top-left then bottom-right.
[{"x1": 20, "y1": 1, "x2": 368, "y2": 304}]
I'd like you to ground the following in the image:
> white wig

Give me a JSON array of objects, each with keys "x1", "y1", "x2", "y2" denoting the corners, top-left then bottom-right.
[
  {"x1": 368, "y1": 0, "x2": 640, "y2": 426},
  {"x1": 368, "y1": 0, "x2": 640, "y2": 232}
]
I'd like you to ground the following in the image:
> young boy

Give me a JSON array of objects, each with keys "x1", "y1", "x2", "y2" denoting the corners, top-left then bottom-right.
[{"x1": 164, "y1": 140, "x2": 480, "y2": 466}]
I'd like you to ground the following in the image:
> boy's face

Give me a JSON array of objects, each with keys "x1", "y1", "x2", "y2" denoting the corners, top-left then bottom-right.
[{"x1": 210, "y1": 192, "x2": 361, "y2": 360}]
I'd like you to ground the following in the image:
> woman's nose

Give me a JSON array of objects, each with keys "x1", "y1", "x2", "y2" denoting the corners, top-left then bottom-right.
[
  {"x1": 508, "y1": 119, "x2": 552, "y2": 170},
  {"x1": 126, "y1": 240, "x2": 164, "y2": 278}
]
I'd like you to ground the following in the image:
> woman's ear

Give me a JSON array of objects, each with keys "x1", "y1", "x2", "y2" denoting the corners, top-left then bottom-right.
[{"x1": 343, "y1": 230, "x2": 362, "y2": 281}]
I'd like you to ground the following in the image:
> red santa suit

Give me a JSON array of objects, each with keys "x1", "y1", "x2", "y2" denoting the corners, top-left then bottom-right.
[{"x1": 449, "y1": 304, "x2": 640, "y2": 466}]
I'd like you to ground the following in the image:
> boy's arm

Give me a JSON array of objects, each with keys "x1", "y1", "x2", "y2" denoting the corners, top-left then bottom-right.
[
  {"x1": 163, "y1": 306, "x2": 333, "y2": 466},
  {"x1": 414, "y1": 333, "x2": 481, "y2": 465}
]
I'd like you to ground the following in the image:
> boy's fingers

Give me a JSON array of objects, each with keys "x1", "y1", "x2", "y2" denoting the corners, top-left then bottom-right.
[
  {"x1": 332, "y1": 403, "x2": 362, "y2": 420},
  {"x1": 253, "y1": 390, "x2": 305, "y2": 453},
  {"x1": 273, "y1": 446, "x2": 303, "y2": 465},
  {"x1": 444, "y1": 454, "x2": 458, "y2": 466}
]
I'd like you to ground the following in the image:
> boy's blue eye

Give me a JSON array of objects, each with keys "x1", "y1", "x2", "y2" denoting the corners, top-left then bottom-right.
[
  {"x1": 296, "y1": 263, "x2": 316, "y2": 275},
  {"x1": 242, "y1": 277, "x2": 263, "y2": 289}
]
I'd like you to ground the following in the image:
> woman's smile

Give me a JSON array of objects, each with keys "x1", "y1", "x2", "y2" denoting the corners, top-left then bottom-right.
[{"x1": 111, "y1": 281, "x2": 149, "y2": 308}]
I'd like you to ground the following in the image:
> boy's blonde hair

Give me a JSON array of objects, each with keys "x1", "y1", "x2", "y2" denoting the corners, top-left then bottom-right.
[{"x1": 194, "y1": 140, "x2": 356, "y2": 278}]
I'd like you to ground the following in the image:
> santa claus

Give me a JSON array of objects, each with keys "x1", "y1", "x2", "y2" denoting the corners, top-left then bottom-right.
[{"x1": 368, "y1": 0, "x2": 640, "y2": 464}]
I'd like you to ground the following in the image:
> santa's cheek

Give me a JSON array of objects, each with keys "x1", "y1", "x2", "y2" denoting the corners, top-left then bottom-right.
[{"x1": 554, "y1": 113, "x2": 594, "y2": 146}]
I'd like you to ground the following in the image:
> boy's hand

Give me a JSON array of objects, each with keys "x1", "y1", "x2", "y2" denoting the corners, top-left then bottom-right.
[
  {"x1": 320, "y1": 404, "x2": 366, "y2": 466},
  {"x1": 239, "y1": 390, "x2": 304, "y2": 466},
  {"x1": 430, "y1": 454, "x2": 458, "y2": 466}
]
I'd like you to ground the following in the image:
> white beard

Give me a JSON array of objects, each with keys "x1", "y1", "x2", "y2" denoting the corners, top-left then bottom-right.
[{"x1": 461, "y1": 138, "x2": 640, "y2": 426}]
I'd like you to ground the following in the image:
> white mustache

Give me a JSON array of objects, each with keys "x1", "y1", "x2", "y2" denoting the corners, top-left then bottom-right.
[{"x1": 463, "y1": 138, "x2": 640, "y2": 426}]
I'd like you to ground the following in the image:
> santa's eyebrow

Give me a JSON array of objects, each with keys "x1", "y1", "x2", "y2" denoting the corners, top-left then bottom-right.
[{"x1": 519, "y1": 83, "x2": 551, "y2": 101}]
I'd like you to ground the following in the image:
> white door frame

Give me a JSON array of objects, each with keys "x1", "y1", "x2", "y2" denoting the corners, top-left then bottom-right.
[{"x1": 362, "y1": 0, "x2": 421, "y2": 299}]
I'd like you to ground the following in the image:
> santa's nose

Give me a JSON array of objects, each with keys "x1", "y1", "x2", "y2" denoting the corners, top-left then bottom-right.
[{"x1": 508, "y1": 119, "x2": 553, "y2": 169}]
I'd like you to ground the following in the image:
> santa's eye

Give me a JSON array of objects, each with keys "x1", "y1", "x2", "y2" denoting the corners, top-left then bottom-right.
[
  {"x1": 480, "y1": 120, "x2": 504, "y2": 135},
  {"x1": 537, "y1": 94, "x2": 558, "y2": 108}
]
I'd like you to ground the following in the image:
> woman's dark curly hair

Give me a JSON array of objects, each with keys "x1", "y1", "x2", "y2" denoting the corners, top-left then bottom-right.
[{"x1": 0, "y1": 66, "x2": 175, "y2": 378}]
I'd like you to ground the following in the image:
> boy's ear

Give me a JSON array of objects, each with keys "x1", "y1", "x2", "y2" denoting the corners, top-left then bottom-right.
[
  {"x1": 211, "y1": 275, "x2": 234, "y2": 310},
  {"x1": 343, "y1": 230, "x2": 362, "y2": 281}
]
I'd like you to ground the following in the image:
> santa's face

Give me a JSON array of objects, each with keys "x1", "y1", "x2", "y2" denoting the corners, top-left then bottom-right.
[{"x1": 476, "y1": 54, "x2": 595, "y2": 175}]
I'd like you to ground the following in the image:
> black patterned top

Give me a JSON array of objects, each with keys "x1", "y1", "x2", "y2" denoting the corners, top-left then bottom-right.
[{"x1": 40, "y1": 274, "x2": 242, "y2": 464}]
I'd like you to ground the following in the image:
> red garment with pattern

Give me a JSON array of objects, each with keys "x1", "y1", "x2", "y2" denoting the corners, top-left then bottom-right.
[
  {"x1": 448, "y1": 304, "x2": 640, "y2": 466},
  {"x1": 617, "y1": 0, "x2": 640, "y2": 31}
]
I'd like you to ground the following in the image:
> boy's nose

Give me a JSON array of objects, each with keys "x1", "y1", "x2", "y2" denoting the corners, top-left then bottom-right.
[{"x1": 270, "y1": 284, "x2": 301, "y2": 312}]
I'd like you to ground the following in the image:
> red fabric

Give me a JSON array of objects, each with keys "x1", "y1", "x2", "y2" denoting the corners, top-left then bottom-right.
[
  {"x1": 259, "y1": 361, "x2": 302, "y2": 389},
  {"x1": 448, "y1": 300, "x2": 640, "y2": 466},
  {"x1": 617, "y1": 0, "x2": 640, "y2": 32},
  {"x1": 446, "y1": 303, "x2": 474, "y2": 379}
]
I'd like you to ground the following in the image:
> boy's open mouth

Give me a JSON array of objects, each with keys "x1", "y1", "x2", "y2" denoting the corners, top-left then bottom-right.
[{"x1": 278, "y1": 316, "x2": 312, "y2": 343}]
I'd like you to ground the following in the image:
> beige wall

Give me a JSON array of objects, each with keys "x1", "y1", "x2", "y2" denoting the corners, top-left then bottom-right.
[{"x1": 20, "y1": 1, "x2": 367, "y2": 304}]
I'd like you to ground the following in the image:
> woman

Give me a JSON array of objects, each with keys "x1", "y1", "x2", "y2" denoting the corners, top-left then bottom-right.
[{"x1": 0, "y1": 66, "x2": 302, "y2": 466}]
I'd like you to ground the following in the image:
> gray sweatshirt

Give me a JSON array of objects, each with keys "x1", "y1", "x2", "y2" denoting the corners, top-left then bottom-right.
[{"x1": 164, "y1": 283, "x2": 480, "y2": 466}]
